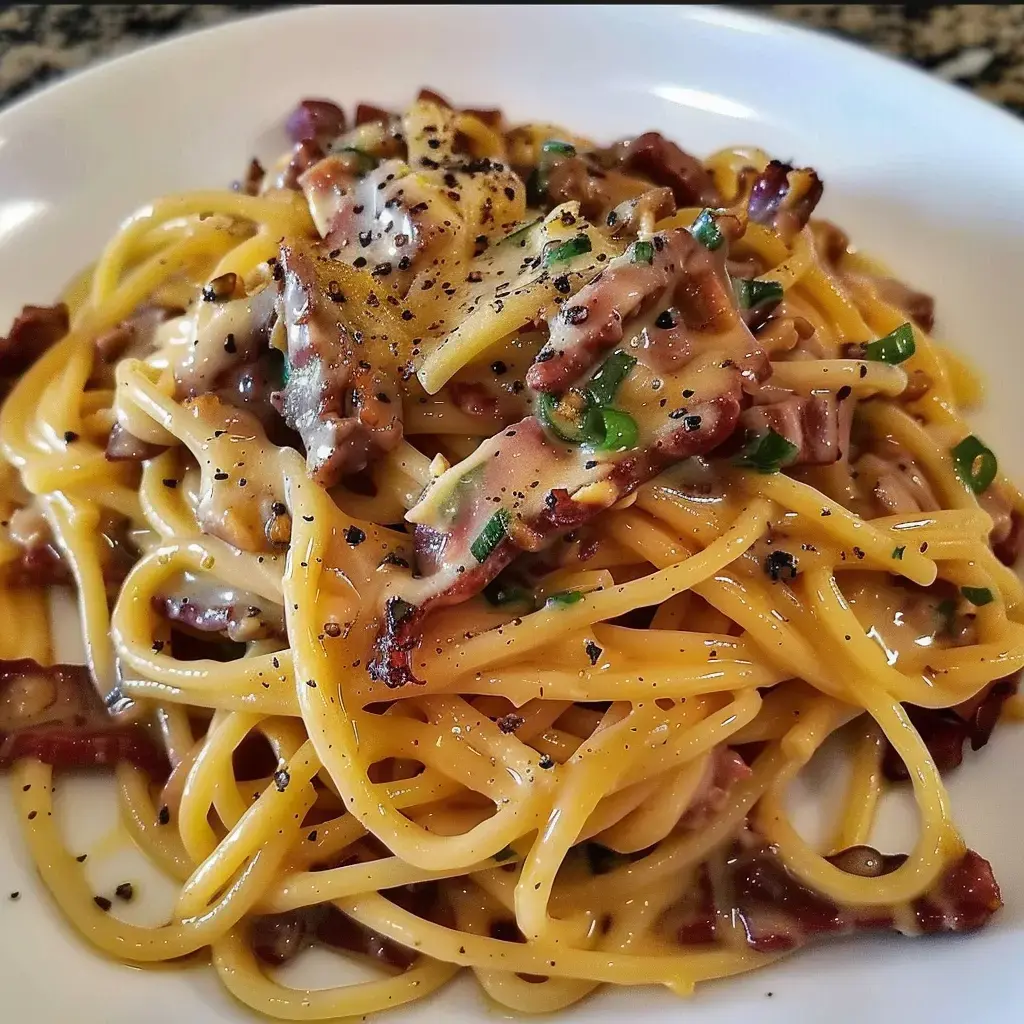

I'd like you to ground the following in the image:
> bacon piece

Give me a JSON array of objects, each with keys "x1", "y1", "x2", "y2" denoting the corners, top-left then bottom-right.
[
  {"x1": 528, "y1": 225, "x2": 747, "y2": 393},
  {"x1": 238, "y1": 157, "x2": 265, "y2": 196},
  {"x1": 105, "y1": 422, "x2": 167, "y2": 462},
  {"x1": 871, "y1": 277, "x2": 935, "y2": 333},
  {"x1": 286, "y1": 99, "x2": 347, "y2": 146},
  {"x1": 678, "y1": 837, "x2": 999, "y2": 952},
  {"x1": 606, "y1": 187, "x2": 675, "y2": 238},
  {"x1": 274, "y1": 244, "x2": 402, "y2": 485},
  {"x1": 154, "y1": 587, "x2": 284, "y2": 644},
  {"x1": 882, "y1": 673, "x2": 1020, "y2": 781},
  {"x1": 544, "y1": 157, "x2": 611, "y2": 222},
  {"x1": 740, "y1": 393, "x2": 852, "y2": 467},
  {"x1": 0, "y1": 659, "x2": 166, "y2": 777},
  {"x1": 994, "y1": 509, "x2": 1023, "y2": 567},
  {"x1": 618, "y1": 132, "x2": 720, "y2": 208},
  {"x1": 268, "y1": 139, "x2": 326, "y2": 192},
  {"x1": 355, "y1": 103, "x2": 394, "y2": 126},
  {"x1": 748, "y1": 160, "x2": 823, "y2": 239},
  {"x1": 0, "y1": 303, "x2": 68, "y2": 393},
  {"x1": 370, "y1": 393, "x2": 741, "y2": 687}
]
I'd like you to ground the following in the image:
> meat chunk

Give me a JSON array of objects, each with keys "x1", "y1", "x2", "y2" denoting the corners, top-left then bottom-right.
[
  {"x1": 0, "y1": 659, "x2": 167, "y2": 777},
  {"x1": 273, "y1": 244, "x2": 402, "y2": 485},
  {"x1": 676, "y1": 835, "x2": 1000, "y2": 952},
  {"x1": 286, "y1": 99, "x2": 347, "y2": 146},
  {"x1": 0, "y1": 303, "x2": 69, "y2": 394},
  {"x1": 739, "y1": 393, "x2": 852, "y2": 467},
  {"x1": 748, "y1": 160, "x2": 823, "y2": 238},
  {"x1": 154, "y1": 579, "x2": 284, "y2": 643},
  {"x1": 882, "y1": 674, "x2": 1020, "y2": 781},
  {"x1": 617, "y1": 132, "x2": 720, "y2": 208}
]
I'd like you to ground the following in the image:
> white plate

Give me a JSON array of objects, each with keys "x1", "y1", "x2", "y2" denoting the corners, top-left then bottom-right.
[{"x1": 1, "y1": 5, "x2": 1023, "y2": 1021}]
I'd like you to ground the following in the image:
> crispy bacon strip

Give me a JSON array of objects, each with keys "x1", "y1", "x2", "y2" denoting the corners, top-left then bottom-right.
[
  {"x1": 617, "y1": 132, "x2": 720, "y2": 208},
  {"x1": 740, "y1": 393, "x2": 853, "y2": 467},
  {"x1": 0, "y1": 659, "x2": 167, "y2": 777}
]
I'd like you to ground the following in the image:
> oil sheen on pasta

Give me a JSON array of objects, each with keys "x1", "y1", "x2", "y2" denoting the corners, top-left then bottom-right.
[{"x1": 0, "y1": 90, "x2": 1019, "y2": 1018}]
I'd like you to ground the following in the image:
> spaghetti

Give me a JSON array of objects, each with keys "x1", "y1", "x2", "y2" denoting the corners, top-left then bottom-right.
[{"x1": 0, "y1": 90, "x2": 1019, "y2": 1018}]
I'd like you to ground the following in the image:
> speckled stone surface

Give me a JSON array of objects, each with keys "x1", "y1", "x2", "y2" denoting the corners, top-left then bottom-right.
[{"x1": 0, "y1": 5, "x2": 1023, "y2": 116}]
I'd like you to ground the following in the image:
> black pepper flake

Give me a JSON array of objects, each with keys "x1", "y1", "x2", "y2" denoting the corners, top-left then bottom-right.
[
  {"x1": 765, "y1": 550, "x2": 798, "y2": 581},
  {"x1": 76, "y1": 854, "x2": 88, "y2": 863},
  {"x1": 503, "y1": 186, "x2": 516, "y2": 201},
  {"x1": 214, "y1": 471, "x2": 229, "y2": 481},
  {"x1": 563, "y1": 305, "x2": 588, "y2": 326},
  {"x1": 157, "y1": 805, "x2": 170, "y2": 825},
  {"x1": 27, "y1": 810, "x2": 36, "y2": 821},
  {"x1": 538, "y1": 754, "x2": 555, "y2": 769},
  {"x1": 859, "y1": 364, "x2": 868, "y2": 378},
  {"x1": 553, "y1": 275, "x2": 571, "y2": 295},
  {"x1": 152, "y1": 640, "x2": 165, "y2": 653},
  {"x1": 536, "y1": 348, "x2": 555, "y2": 363},
  {"x1": 852, "y1": 546, "x2": 866, "y2": 560},
  {"x1": 655, "y1": 310, "x2": 675, "y2": 329},
  {"x1": 224, "y1": 333, "x2": 237, "y2": 354},
  {"x1": 668, "y1": 408, "x2": 688, "y2": 419},
  {"x1": 490, "y1": 360, "x2": 507, "y2": 375},
  {"x1": 345, "y1": 525, "x2": 366, "y2": 546},
  {"x1": 274, "y1": 768, "x2": 291, "y2": 792},
  {"x1": 114, "y1": 882, "x2": 134, "y2": 902},
  {"x1": 585, "y1": 460, "x2": 598, "y2": 469},
  {"x1": 324, "y1": 622, "x2": 342, "y2": 638},
  {"x1": 837, "y1": 384, "x2": 852, "y2": 401},
  {"x1": 353, "y1": 256, "x2": 368, "y2": 269},
  {"x1": 398, "y1": 256, "x2": 413, "y2": 271},
  {"x1": 682, "y1": 389, "x2": 694, "y2": 398},
  {"x1": 239, "y1": 478, "x2": 247, "y2": 487},
  {"x1": 93, "y1": 896, "x2": 112, "y2": 912},
  {"x1": 303, "y1": 515, "x2": 314, "y2": 522},
  {"x1": 9, "y1": 891, "x2": 19, "y2": 900},
  {"x1": 584, "y1": 639, "x2": 603, "y2": 665},
  {"x1": 63, "y1": 430, "x2": 78, "y2": 443},
  {"x1": 162, "y1": 478, "x2": 177, "y2": 488},
  {"x1": 372, "y1": 262, "x2": 392, "y2": 277},
  {"x1": 496, "y1": 713, "x2": 525, "y2": 734},
  {"x1": 305, "y1": 678, "x2": 317, "y2": 688},
  {"x1": 681, "y1": 414, "x2": 702, "y2": 432}
]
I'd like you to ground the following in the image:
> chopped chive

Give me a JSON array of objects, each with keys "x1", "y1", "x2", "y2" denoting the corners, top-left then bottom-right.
[
  {"x1": 734, "y1": 429, "x2": 799, "y2": 473},
  {"x1": 493, "y1": 845, "x2": 517, "y2": 861},
  {"x1": 541, "y1": 139, "x2": 576, "y2": 156},
  {"x1": 691, "y1": 208, "x2": 724, "y2": 250},
  {"x1": 595, "y1": 408, "x2": 638, "y2": 452},
  {"x1": 586, "y1": 351, "x2": 637, "y2": 408},
  {"x1": 470, "y1": 508, "x2": 511, "y2": 563},
  {"x1": 734, "y1": 278, "x2": 784, "y2": 310},
  {"x1": 339, "y1": 146, "x2": 378, "y2": 174},
  {"x1": 501, "y1": 217, "x2": 543, "y2": 245},
  {"x1": 961, "y1": 586, "x2": 994, "y2": 607},
  {"x1": 951, "y1": 435, "x2": 997, "y2": 494},
  {"x1": 936, "y1": 597, "x2": 957, "y2": 634},
  {"x1": 537, "y1": 391, "x2": 603, "y2": 445},
  {"x1": 892, "y1": 545, "x2": 905, "y2": 560},
  {"x1": 483, "y1": 579, "x2": 527, "y2": 606},
  {"x1": 545, "y1": 590, "x2": 583, "y2": 608},
  {"x1": 631, "y1": 240, "x2": 655, "y2": 264},
  {"x1": 544, "y1": 234, "x2": 592, "y2": 267},
  {"x1": 863, "y1": 322, "x2": 915, "y2": 364}
]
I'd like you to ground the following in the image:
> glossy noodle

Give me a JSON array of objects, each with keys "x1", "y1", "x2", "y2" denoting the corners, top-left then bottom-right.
[{"x1": 0, "y1": 91, "x2": 1020, "y2": 1018}]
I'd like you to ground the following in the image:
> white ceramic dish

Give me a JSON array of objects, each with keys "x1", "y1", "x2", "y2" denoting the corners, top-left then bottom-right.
[{"x1": 1, "y1": 5, "x2": 1023, "y2": 1021}]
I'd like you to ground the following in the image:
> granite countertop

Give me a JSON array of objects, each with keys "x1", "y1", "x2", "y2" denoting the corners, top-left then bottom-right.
[{"x1": 0, "y1": 4, "x2": 1022, "y2": 115}]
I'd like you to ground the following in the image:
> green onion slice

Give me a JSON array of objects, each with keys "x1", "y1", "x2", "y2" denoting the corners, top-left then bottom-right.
[
  {"x1": 595, "y1": 408, "x2": 639, "y2": 452},
  {"x1": 493, "y1": 845, "x2": 517, "y2": 861},
  {"x1": 545, "y1": 590, "x2": 583, "y2": 608},
  {"x1": 863, "y1": 322, "x2": 915, "y2": 364},
  {"x1": 961, "y1": 586, "x2": 994, "y2": 607},
  {"x1": 544, "y1": 234, "x2": 592, "y2": 266},
  {"x1": 631, "y1": 240, "x2": 655, "y2": 264},
  {"x1": 734, "y1": 429, "x2": 799, "y2": 473},
  {"x1": 537, "y1": 392, "x2": 602, "y2": 444},
  {"x1": 734, "y1": 278, "x2": 784, "y2": 310},
  {"x1": 338, "y1": 147, "x2": 378, "y2": 174},
  {"x1": 691, "y1": 208, "x2": 724, "y2": 250},
  {"x1": 470, "y1": 508, "x2": 511, "y2": 563},
  {"x1": 586, "y1": 351, "x2": 637, "y2": 407},
  {"x1": 891, "y1": 546, "x2": 905, "y2": 560},
  {"x1": 483, "y1": 579, "x2": 527, "y2": 606},
  {"x1": 541, "y1": 139, "x2": 576, "y2": 157},
  {"x1": 951, "y1": 435, "x2": 997, "y2": 494}
]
